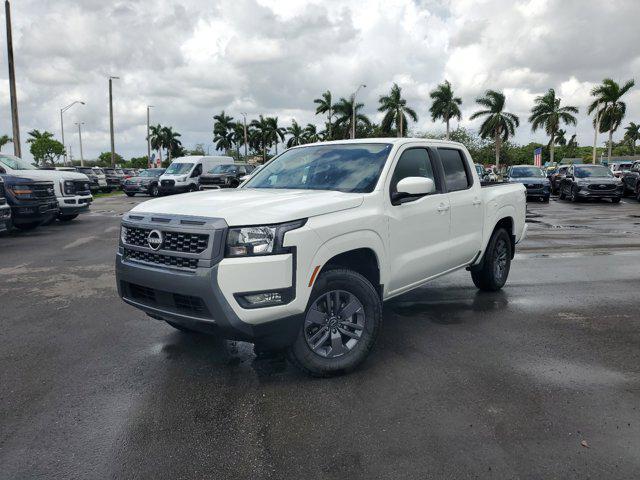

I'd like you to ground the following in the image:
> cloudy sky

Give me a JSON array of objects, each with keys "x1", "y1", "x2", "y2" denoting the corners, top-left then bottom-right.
[{"x1": 0, "y1": 0, "x2": 639, "y2": 162}]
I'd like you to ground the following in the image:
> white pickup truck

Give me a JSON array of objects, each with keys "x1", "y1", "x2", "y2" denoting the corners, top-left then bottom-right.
[{"x1": 116, "y1": 139, "x2": 526, "y2": 376}]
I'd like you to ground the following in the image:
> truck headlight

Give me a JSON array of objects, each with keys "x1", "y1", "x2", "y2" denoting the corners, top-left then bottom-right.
[
  {"x1": 225, "y1": 219, "x2": 306, "y2": 257},
  {"x1": 63, "y1": 180, "x2": 75, "y2": 195}
]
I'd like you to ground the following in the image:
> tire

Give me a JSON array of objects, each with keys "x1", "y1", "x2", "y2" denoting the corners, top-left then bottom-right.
[
  {"x1": 165, "y1": 321, "x2": 199, "y2": 333},
  {"x1": 58, "y1": 213, "x2": 79, "y2": 222},
  {"x1": 287, "y1": 268, "x2": 382, "y2": 377},
  {"x1": 189, "y1": 184, "x2": 198, "y2": 192},
  {"x1": 542, "y1": 195, "x2": 550, "y2": 203},
  {"x1": 611, "y1": 197, "x2": 621, "y2": 203},
  {"x1": 559, "y1": 185, "x2": 566, "y2": 200},
  {"x1": 570, "y1": 186, "x2": 579, "y2": 202},
  {"x1": 150, "y1": 185, "x2": 159, "y2": 197},
  {"x1": 230, "y1": 180, "x2": 239, "y2": 188},
  {"x1": 470, "y1": 228, "x2": 512, "y2": 292},
  {"x1": 125, "y1": 192, "x2": 135, "y2": 197},
  {"x1": 14, "y1": 221, "x2": 40, "y2": 231}
]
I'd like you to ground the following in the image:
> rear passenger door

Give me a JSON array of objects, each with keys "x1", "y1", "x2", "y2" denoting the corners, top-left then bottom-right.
[
  {"x1": 386, "y1": 146, "x2": 451, "y2": 294},
  {"x1": 437, "y1": 147, "x2": 483, "y2": 267}
]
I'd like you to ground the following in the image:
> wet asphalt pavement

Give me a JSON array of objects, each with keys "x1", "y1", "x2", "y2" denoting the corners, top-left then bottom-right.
[{"x1": 1, "y1": 194, "x2": 640, "y2": 479}]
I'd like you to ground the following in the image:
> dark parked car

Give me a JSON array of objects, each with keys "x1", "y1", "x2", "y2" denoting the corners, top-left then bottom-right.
[
  {"x1": 103, "y1": 167, "x2": 124, "y2": 189},
  {"x1": 0, "y1": 177, "x2": 12, "y2": 233},
  {"x1": 549, "y1": 165, "x2": 570, "y2": 194},
  {"x1": 506, "y1": 165, "x2": 550, "y2": 202},
  {"x1": 74, "y1": 166, "x2": 102, "y2": 193},
  {"x1": 0, "y1": 174, "x2": 59, "y2": 230},
  {"x1": 621, "y1": 161, "x2": 640, "y2": 201},
  {"x1": 123, "y1": 168, "x2": 165, "y2": 197},
  {"x1": 198, "y1": 163, "x2": 255, "y2": 189},
  {"x1": 559, "y1": 164, "x2": 624, "y2": 203}
]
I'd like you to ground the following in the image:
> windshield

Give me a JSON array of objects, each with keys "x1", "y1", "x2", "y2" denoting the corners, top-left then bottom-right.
[
  {"x1": 0, "y1": 154, "x2": 37, "y2": 170},
  {"x1": 510, "y1": 167, "x2": 545, "y2": 178},
  {"x1": 244, "y1": 143, "x2": 392, "y2": 193},
  {"x1": 93, "y1": 168, "x2": 104, "y2": 175},
  {"x1": 210, "y1": 164, "x2": 238, "y2": 174},
  {"x1": 77, "y1": 168, "x2": 94, "y2": 175},
  {"x1": 475, "y1": 165, "x2": 484, "y2": 175},
  {"x1": 614, "y1": 164, "x2": 632, "y2": 171},
  {"x1": 165, "y1": 163, "x2": 194, "y2": 175},
  {"x1": 575, "y1": 166, "x2": 614, "y2": 178},
  {"x1": 139, "y1": 169, "x2": 164, "y2": 177}
]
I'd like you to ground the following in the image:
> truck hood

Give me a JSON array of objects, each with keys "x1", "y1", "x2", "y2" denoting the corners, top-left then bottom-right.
[
  {"x1": 131, "y1": 188, "x2": 364, "y2": 225},
  {"x1": 20, "y1": 170, "x2": 89, "y2": 181}
]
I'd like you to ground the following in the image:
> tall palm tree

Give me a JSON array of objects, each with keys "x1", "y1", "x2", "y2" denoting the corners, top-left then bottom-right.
[
  {"x1": 250, "y1": 115, "x2": 271, "y2": 162},
  {"x1": 429, "y1": 80, "x2": 462, "y2": 140},
  {"x1": 304, "y1": 124, "x2": 322, "y2": 143},
  {"x1": 213, "y1": 110, "x2": 234, "y2": 153},
  {"x1": 161, "y1": 126, "x2": 182, "y2": 162},
  {"x1": 148, "y1": 124, "x2": 164, "y2": 163},
  {"x1": 0, "y1": 134, "x2": 13, "y2": 152},
  {"x1": 469, "y1": 90, "x2": 520, "y2": 169},
  {"x1": 378, "y1": 83, "x2": 418, "y2": 137},
  {"x1": 528, "y1": 88, "x2": 578, "y2": 164},
  {"x1": 623, "y1": 121, "x2": 640, "y2": 154},
  {"x1": 231, "y1": 122, "x2": 246, "y2": 158},
  {"x1": 26, "y1": 129, "x2": 54, "y2": 144},
  {"x1": 314, "y1": 90, "x2": 334, "y2": 140},
  {"x1": 568, "y1": 134, "x2": 578, "y2": 147},
  {"x1": 266, "y1": 116, "x2": 286, "y2": 154},
  {"x1": 588, "y1": 78, "x2": 635, "y2": 162},
  {"x1": 286, "y1": 120, "x2": 305, "y2": 148},
  {"x1": 334, "y1": 96, "x2": 371, "y2": 139},
  {"x1": 554, "y1": 129, "x2": 568, "y2": 147}
]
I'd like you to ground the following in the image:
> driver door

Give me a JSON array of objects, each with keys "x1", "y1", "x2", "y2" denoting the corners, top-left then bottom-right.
[{"x1": 386, "y1": 146, "x2": 451, "y2": 295}]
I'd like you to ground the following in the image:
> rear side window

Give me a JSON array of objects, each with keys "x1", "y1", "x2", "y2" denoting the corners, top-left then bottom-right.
[
  {"x1": 439, "y1": 148, "x2": 472, "y2": 191},
  {"x1": 390, "y1": 148, "x2": 437, "y2": 194}
]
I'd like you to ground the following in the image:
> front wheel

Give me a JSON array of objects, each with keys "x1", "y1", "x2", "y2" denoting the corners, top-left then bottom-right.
[
  {"x1": 471, "y1": 228, "x2": 512, "y2": 292},
  {"x1": 150, "y1": 185, "x2": 159, "y2": 197},
  {"x1": 559, "y1": 185, "x2": 566, "y2": 200},
  {"x1": 287, "y1": 269, "x2": 382, "y2": 377},
  {"x1": 570, "y1": 186, "x2": 579, "y2": 202}
]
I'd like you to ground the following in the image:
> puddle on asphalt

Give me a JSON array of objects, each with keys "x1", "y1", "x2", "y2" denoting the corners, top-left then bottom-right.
[{"x1": 515, "y1": 358, "x2": 632, "y2": 388}]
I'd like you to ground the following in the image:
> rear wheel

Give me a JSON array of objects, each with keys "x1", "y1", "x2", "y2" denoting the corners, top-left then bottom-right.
[
  {"x1": 58, "y1": 213, "x2": 79, "y2": 222},
  {"x1": 125, "y1": 192, "x2": 135, "y2": 197},
  {"x1": 471, "y1": 228, "x2": 512, "y2": 292},
  {"x1": 287, "y1": 269, "x2": 382, "y2": 377},
  {"x1": 150, "y1": 185, "x2": 159, "y2": 197}
]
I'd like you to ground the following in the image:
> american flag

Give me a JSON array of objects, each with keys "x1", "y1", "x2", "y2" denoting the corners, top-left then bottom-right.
[{"x1": 533, "y1": 147, "x2": 542, "y2": 167}]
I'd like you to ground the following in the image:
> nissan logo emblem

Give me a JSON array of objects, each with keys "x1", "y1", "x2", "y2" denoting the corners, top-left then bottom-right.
[{"x1": 147, "y1": 229, "x2": 163, "y2": 251}]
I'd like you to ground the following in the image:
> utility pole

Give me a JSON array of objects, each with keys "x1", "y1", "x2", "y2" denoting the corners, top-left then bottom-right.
[
  {"x1": 592, "y1": 102, "x2": 601, "y2": 165},
  {"x1": 5, "y1": 0, "x2": 21, "y2": 157},
  {"x1": 351, "y1": 84, "x2": 366, "y2": 139},
  {"x1": 60, "y1": 101, "x2": 85, "y2": 165},
  {"x1": 146, "y1": 105, "x2": 153, "y2": 167},
  {"x1": 241, "y1": 112, "x2": 248, "y2": 157},
  {"x1": 108, "y1": 76, "x2": 119, "y2": 166},
  {"x1": 75, "y1": 122, "x2": 85, "y2": 166}
]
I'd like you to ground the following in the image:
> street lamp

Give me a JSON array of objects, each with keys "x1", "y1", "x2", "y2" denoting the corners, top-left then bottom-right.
[
  {"x1": 109, "y1": 76, "x2": 119, "y2": 166},
  {"x1": 241, "y1": 112, "x2": 248, "y2": 157},
  {"x1": 147, "y1": 105, "x2": 154, "y2": 166},
  {"x1": 351, "y1": 84, "x2": 366, "y2": 139},
  {"x1": 75, "y1": 122, "x2": 85, "y2": 167},
  {"x1": 60, "y1": 100, "x2": 85, "y2": 165}
]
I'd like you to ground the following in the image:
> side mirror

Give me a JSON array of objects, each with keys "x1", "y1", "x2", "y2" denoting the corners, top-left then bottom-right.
[{"x1": 392, "y1": 177, "x2": 436, "y2": 204}]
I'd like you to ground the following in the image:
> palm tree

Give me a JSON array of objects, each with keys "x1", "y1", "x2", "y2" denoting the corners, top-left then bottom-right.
[
  {"x1": 231, "y1": 122, "x2": 246, "y2": 158},
  {"x1": 554, "y1": 129, "x2": 567, "y2": 147},
  {"x1": 568, "y1": 134, "x2": 578, "y2": 148},
  {"x1": 250, "y1": 115, "x2": 271, "y2": 162},
  {"x1": 213, "y1": 110, "x2": 234, "y2": 153},
  {"x1": 148, "y1": 124, "x2": 164, "y2": 163},
  {"x1": 528, "y1": 88, "x2": 578, "y2": 164},
  {"x1": 304, "y1": 124, "x2": 322, "y2": 143},
  {"x1": 314, "y1": 90, "x2": 334, "y2": 140},
  {"x1": 378, "y1": 83, "x2": 418, "y2": 137},
  {"x1": 161, "y1": 126, "x2": 182, "y2": 162},
  {"x1": 286, "y1": 120, "x2": 305, "y2": 148},
  {"x1": 0, "y1": 134, "x2": 12, "y2": 152},
  {"x1": 26, "y1": 129, "x2": 54, "y2": 144},
  {"x1": 588, "y1": 78, "x2": 635, "y2": 162},
  {"x1": 266, "y1": 116, "x2": 286, "y2": 154},
  {"x1": 429, "y1": 80, "x2": 462, "y2": 140},
  {"x1": 623, "y1": 122, "x2": 640, "y2": 154},
  {"x1": 469, "y1": 90, "x2": 520, "y2": 169},
  {"x1": 334, "y1": 96, "x2": 371, "y2": 139}
]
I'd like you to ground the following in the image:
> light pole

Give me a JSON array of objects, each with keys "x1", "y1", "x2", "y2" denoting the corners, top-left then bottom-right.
[
  {"x1": 109, "y1": 76, "x2": 119, "y2": 166},
  {"x1": 60, "y1": 101, "x2": 85, "y2": 165},
  {"x1": 351, "y1": 84, "x2": 366, "y2": 139},
  {"x1": 5, "y1": 0, "x2": 21, "y2": 157},
  {"x1": 241, "y1": 112, "x2": 248, "y2": 157},
  {"x1": 146, "y1": 105, "x2": 153, "y2": 167},
  {"x1": 75, "y1": 122, "x2": 85, "y2": 167},
  {"x1": 592, "y1": 102, "x2": 601, "y2": 165}
]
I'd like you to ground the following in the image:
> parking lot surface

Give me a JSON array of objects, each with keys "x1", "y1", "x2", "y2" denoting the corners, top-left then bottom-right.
[{"x1": 1, "y1": 194, "x2": 640, "y2": 479}]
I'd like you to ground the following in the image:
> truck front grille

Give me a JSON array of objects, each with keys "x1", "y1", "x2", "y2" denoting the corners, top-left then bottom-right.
[
  {"x1": 161, "y1": 179, "x2": 175, "y2": 187},
  {"x1": 123, "y1": 248, "x2": 199, "y2": 270},
  {"x1": 31, "y1": 182, "x2": 56, "y2": 200},
  {"x1": 124, "y1": 226, "x2": 209, "y2": 253},
  {"x1": 122, "y1": 281, "x2": 211, "y2": 318},
  {"x1": 73, "y1": 180, "x2": 91, "y2": 195}
]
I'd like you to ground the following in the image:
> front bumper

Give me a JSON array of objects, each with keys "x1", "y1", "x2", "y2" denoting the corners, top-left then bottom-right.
[
  {"x1": 59, "y1": 195, "x2": 92, "y2": 214},
  {"x1": 158, "y1": 184, "x2": 190, "y2": 194},
  {"x1": 10, "y1": 201, "x2": 58, "y2": 225},
  {"x1": 123, "y1": 183, "x2": 152, "y2": 194},
  {"x1": 576, "y1": 187, "x2": 623, "y2": 198}
]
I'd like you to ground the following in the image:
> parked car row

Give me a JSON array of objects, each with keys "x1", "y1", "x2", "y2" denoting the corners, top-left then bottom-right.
[
  {"x1": 0, "y1": 154, "x2": 92, "y2": 233},
  {"x1": 545, "y1": 163, "x2": 635, "y2": 203}
]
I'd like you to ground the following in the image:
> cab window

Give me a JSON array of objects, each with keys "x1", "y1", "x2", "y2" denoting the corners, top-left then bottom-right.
[
  {"x1": 438, "y1": 148, "x2": 472, "y2": 191},
  {"x1": 389, "y1": 148, "x2": 437, "y2": 195}
]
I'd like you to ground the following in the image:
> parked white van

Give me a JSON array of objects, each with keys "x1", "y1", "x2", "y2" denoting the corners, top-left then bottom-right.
[{"x1": 158, "y1": 156, "x2": 234, "y2": 195}]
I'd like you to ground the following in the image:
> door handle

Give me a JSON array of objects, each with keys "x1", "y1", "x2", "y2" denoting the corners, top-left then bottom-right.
[
  {"x1": 472, "y1": 198, "x2": 482, "y2": 206},
  {"x1": 436, "y1": 203, "x2": 450, "y2": 213}
]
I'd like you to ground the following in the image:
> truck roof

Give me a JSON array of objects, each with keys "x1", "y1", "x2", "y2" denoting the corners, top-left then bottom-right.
[{"x1": 291, "y1": 137, "x2": 466, "y2": 149}]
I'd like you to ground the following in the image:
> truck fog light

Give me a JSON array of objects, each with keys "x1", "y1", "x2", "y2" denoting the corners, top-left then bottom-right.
[{"x1": 243, "y1": 292, "x2": 283, "y2": 305}]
